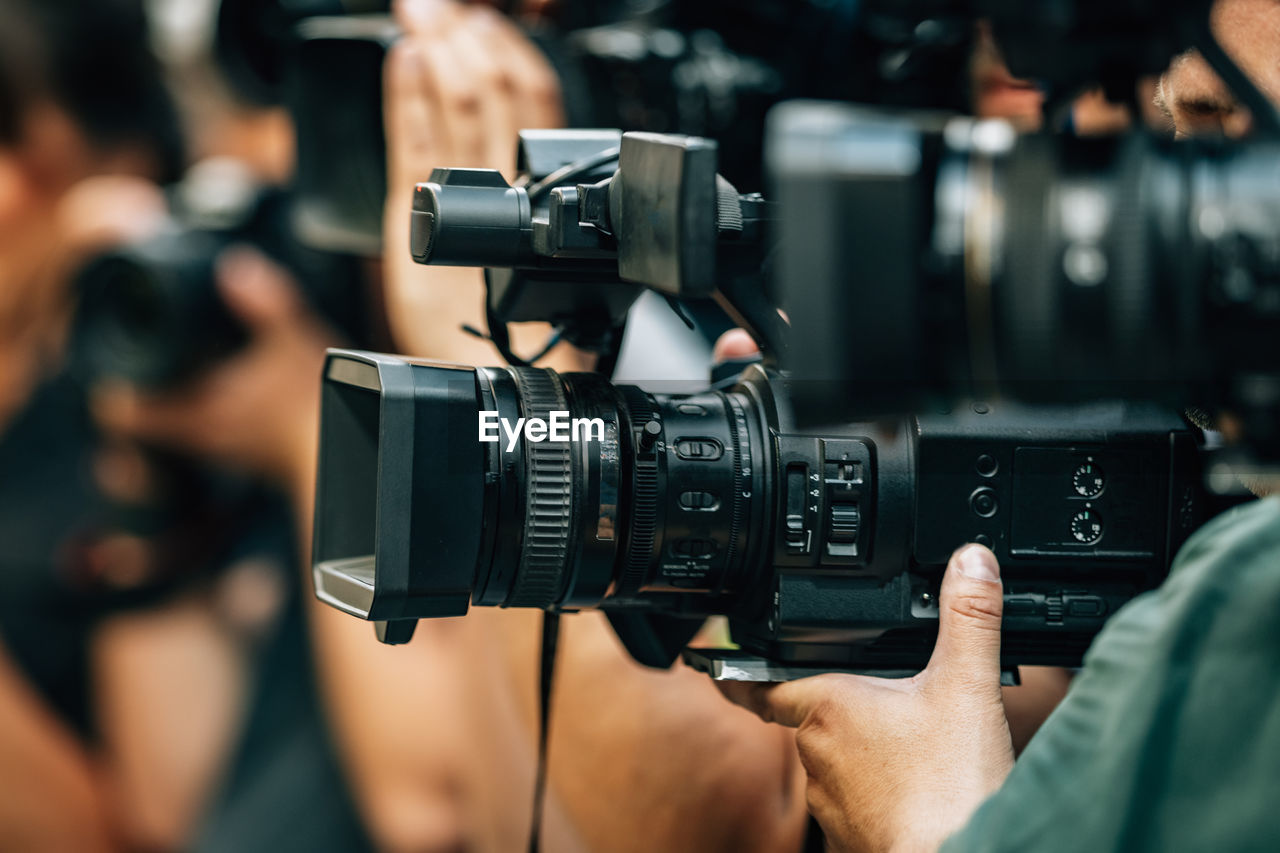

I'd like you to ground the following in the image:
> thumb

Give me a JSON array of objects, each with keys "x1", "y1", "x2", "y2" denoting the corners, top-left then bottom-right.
[
  {"x1": 215, "y1": 247, "x2": 303, "y2": 335},
  {"x1": 712, "y1": 328, "x2": 760, "y2": 362},
  {"x1": 925, "y1": 544, "x2": 1004, "y2": 690}
]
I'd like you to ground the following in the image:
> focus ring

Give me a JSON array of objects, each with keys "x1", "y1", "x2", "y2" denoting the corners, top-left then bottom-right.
[
  {"x1": 507, "y1": 368, "x2": 573, "y2": 608},
  {"x1": 619, "y1": 459, "x2": 659, "y2": 597},
  {"x1": 618, "y1": 386, "x2": 659, "y2": 597}
]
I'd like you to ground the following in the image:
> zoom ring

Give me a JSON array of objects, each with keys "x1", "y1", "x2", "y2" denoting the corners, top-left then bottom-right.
[
  {"x1": 618, "y1": 386, "x2": 659, "y2": 597},
  {"x1": 507, "y1": 368, "x2": 573, "y2": 608},
  {"x1": 619, "y1": 459, "x2": 659, "y2": 597}
]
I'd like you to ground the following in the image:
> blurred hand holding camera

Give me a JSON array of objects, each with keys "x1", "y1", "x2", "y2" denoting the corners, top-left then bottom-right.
[
  {"x1": 91, "y1": 248, "x2": 339, "y2": 500},
  {"x1": 391, "y1": 0, "x2": 563, "y2": 178},
  {"x1": 382, "y1": 0, "x2": 576, "y2": 366}
]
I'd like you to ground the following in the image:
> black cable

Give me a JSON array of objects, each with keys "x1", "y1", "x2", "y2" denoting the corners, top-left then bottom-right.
[
  {"x1": 590, "y1": 320, "x2": 628, "y2": 378},
  {"x1": 525, "y1": 329, "x2": 566, "y2": 364},
  {"x1": 472, "y1": 301, "x2": 565, "y2": 367},
  {"x1": 526, "y1": 147, "x2": 620, "y2": 204},
  {"x1": 528, "y1": 611, "x2": 561, "y2": 853}
]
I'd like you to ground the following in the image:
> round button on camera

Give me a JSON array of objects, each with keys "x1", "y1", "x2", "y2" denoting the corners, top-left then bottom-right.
[
  {"x1": 976, "y1": 454, "x2": 999, "y2": 477},
  {"x1": 970, "y1": 487, "x2": 999, "y2": 518}
]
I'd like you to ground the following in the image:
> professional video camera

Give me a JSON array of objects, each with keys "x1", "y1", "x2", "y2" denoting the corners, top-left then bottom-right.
[
  {"x1": 312, "y1": 128, "x2": 1221, "y2": 677},
  {"x1": 70, "y1": 163, "x2": 368, "y2": 389},
  {"x1": 309, "y1": 0, "x2": 1279, "y2": 679}
]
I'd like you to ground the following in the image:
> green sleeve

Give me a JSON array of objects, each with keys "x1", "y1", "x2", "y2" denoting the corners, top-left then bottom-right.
[{"x1": 942, "y1": 497, "x2": 1280, "y2": 853}]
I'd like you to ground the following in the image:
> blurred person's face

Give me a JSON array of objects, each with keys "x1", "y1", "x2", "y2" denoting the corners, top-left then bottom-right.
[
  {"x1": 0, "y1": 87, "x2": 165, "y2": 277},
  {"x1": 0, "y1": 0, "x2": 172, "y2": 283},
  {"x1": 0, "y1": 99, "x2": 89, "y2": 419},
  {"x1": 0, "y1": 91, "x2": 168, "y2": 429},
  {"x1": 0, "y1": 99, "x2": 96, "y2": 219},
  {"x1": 0, "y1": 100, "x2": 99, "y2": 338},
  {"x1": 1156, "y1": 0, "x2": 1280, "y2": 138}
]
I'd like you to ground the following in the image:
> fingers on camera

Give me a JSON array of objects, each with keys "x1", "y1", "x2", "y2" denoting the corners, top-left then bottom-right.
[
  {"x1": 473, "y1": 10, "x2": 565, "y2": 131},
  {"x1": 215, "y1": 249, "x2": 301, "y2": 331},
  {"x1": 386, "y1": 41, "x2": 443, "y2": 182},
  {"x1": 389, "y1": 0, "x2": 564, "y2": 183},
  {"x1": 925, "y1": 545, "x2": 1005, "y2": 691}
]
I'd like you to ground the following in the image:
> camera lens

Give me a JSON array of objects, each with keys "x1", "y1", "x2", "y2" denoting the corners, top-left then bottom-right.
[
  {"x1": 776, "y1": 105, "x2": 1280, "y2": 421},
  {"x1": 72, "y1": 254, "x2": 177, "y2": 386},
  {"x1": 313, "y1": 352, "x2": 771, "y2": 624},
  {"x1": 472, "y1": 366, "x2": 768, "y2": 611},
  {"x1": 71, "y1": 232, "x2": 245, "y2": 388},
  {"x1": 110, "y1": 264, "x2": 168, "y2": 340}
]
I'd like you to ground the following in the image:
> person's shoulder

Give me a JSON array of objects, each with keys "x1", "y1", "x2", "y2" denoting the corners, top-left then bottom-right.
[
  {"x1": 1080, "y1": 498, "x2": 1280, "y2": 662},
  {"x1": 1126, "y1": 496, "x2": 1280, "y2": 644},
  {"x1": 1171, "y1": 497, "x2": 1280, "y2": 586}
]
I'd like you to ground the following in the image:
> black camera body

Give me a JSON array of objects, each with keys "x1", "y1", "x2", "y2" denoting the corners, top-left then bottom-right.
[
  {"x1": 73, "y1": 228, "x2": 248, "y2": 389},
  {"x1": 310, "y1": 128, "x2": 1221, "y2": 677},
  {"x1": 213, "y1": 0, "x2": 395, "y2": 255},
  {"x1": 771, "y1": 103, "x2": 1280, "y2": 449},
  {"x1": 724, "y1": 376, "x2": 1204, "y2": 674},
  {"x1": 312, "y1": 346, "x2": 1205, "y2": 674}
]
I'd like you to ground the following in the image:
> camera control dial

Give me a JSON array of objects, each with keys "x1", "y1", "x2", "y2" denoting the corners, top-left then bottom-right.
[
  {"x1": 1070, "y1": 509, "x2": 1104, "y2": 545},
  {"x1": 1073, "y1": 462, "x2": 1105, "y2": 498}
]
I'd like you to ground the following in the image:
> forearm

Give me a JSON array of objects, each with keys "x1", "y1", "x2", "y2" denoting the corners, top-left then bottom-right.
[
  {"x1": 289, "y1": 406, "x2": 472, "y2": 851},
  {"x1": 509, "y1": 612, "x2": 810, "y2": 852},
  {"x1": 0, "y1": 641, "x2": 118, "y2": 852},
  {"x1": 91, "y1": 597, "x2": 247, "y2": 851}
]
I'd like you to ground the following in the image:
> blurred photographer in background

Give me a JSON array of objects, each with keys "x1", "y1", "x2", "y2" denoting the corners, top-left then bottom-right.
[
  {"x1": 0, "y1": 0, "x2": 199, "y2": 848},
  {"x1": 721, "y1": 1, "x2": 1280, "y2": 850},
  {"x1": 87, "y1": 0, "x2": 596, "y2": 849},
  {"x1": 1, "y1": 0, "x2": 370, "y2": 850}
]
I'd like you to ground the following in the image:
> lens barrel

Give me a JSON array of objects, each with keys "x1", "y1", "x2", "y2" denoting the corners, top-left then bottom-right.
[
  {"x1": 71, "y1": 232, "x2": 244, "y2": 388},
  {"x1": 772, "y1": 102, "x2": 1280, "y2": 422},
  {"x1": 313, "y1": 350, "x2": 769, "y2": 629}
]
